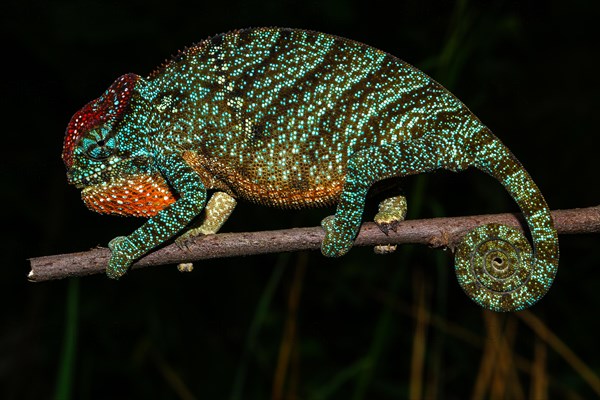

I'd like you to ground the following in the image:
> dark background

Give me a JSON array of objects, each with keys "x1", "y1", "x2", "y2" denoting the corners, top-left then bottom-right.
[{"x1": 2, "y1": 0, "x2": 599, "y2": 398}]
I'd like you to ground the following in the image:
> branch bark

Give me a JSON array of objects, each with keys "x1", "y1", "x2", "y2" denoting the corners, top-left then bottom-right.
[{"x1": 28, "y1": 206, "x2": 600, "y2": 282}]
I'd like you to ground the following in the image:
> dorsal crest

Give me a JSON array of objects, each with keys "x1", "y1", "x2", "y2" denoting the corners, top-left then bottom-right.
[{"x1": 62, "y1": 73, "x2": 141, "y2": 167}]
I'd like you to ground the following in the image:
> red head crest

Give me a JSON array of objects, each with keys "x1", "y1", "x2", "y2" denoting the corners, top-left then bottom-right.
[{"x1": 62, "y1": 73, "x2": 141, "y2": 167}]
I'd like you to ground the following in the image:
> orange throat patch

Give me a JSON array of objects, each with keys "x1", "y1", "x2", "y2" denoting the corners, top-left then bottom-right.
[{"x1": 81, "y1": 173, "x2": 176, "y2": 217}]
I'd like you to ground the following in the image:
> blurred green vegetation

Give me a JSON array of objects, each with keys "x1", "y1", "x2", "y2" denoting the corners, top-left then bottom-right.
[{"x1": 2, "y1": 0, "x2": 599, "y2": 398}]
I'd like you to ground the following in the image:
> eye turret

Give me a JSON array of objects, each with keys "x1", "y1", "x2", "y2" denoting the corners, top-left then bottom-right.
[{"x1": 81, "y1": 124, "x2": 117, "y2": 160}]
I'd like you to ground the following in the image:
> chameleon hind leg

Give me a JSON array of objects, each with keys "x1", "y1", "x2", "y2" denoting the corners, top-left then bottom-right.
[
  {"x1": 175, "y1": 191, "x2": 237, "y2": 246},
  {"x1": 321, "y1": 138, "x2": 440, "y2": 257},
  {"x1": 373, "y1": 195, "x2": 407, "y2": 254}
]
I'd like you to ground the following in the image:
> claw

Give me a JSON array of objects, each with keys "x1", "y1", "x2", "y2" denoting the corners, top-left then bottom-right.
[
  {"x1": 175, "y1": 228, "x2": 211, "y2": 250},
  {"x1": 175, "y1": 235, "x2": 193, "y2": 251},
  {"x1": 379, "y1": 222, "x2": 390, "y2": 235}
]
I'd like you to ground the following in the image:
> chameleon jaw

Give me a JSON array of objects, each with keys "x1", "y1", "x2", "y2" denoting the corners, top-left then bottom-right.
[
  {"x1": 68, "y1": 165, "x2": 114, "y2": 189},
  {"x1": 81, "y1": 173, "x2": 176, "y2": 217}
]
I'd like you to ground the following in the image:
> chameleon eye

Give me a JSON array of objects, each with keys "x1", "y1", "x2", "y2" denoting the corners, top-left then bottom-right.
[{"x1": 82, "y1": 125, "x2": 116, "y2": 160}]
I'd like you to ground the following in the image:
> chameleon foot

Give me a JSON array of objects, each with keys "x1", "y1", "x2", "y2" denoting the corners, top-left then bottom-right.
[
  {"x1": 374, "y1": 244, "x2": 398, "y2": 255},
  {"x1": 374, "y1": 195, "x2": 407, "y2": 233},
  {"x1": 177, "y1": 262, "x2": 194, "y2": 272},
  {"x1": 320, "y1": 215, "x2": 355, "y2": 257},
  {"x1": 373, "y1": 195, "x2": 407, "y2": 254},
  {"x1": 107, "y1": 236, "x2": 137, "y2": 279},
  {"x1": 175, "y1": 191, "x2": 237, "y2": 249},
  {"x1": 175, "y1": 228, "x2": 211, "y2": 250},
  {"x1": 455, "y1": 223, "x2": 539, "y2": 312}
]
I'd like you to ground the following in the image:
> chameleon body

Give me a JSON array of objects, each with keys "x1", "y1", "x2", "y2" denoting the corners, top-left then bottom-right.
[{"x1": 63, "y1": 28, "x2": 558, "y2": 312}]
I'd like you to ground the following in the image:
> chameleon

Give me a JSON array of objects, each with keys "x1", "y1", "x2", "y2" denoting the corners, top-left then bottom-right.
[{"x1": 62, "y1": 27, "x2": 558, "y2": 312}]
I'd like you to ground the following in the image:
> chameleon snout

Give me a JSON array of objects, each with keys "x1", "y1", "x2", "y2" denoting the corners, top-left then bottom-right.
[{"x1": 66, "y1": 170, "x2": 87, "y2": 189}]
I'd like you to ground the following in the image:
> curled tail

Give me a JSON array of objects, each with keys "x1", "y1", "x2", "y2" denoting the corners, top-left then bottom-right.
[{"x1": 454, "y1": 128, "x2": 559, "y2": 312}]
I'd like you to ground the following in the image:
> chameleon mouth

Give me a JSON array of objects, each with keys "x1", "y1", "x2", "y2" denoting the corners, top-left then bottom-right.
[
  {"x1": 68, "y1": 167, "x2": 113, "y2": 189},
  {"x1": 81, "y1": 173, "x2": 176, "y2": 217}
]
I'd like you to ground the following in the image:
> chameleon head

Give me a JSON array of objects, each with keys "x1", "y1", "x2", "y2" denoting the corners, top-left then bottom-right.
[{"x1": 63, "y1": 73, "x2": 176, "y2": 217}]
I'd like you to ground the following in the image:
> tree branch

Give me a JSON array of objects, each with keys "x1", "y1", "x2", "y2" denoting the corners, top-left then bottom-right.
[{"x1": 28, "y1": 206, "x2": 600, "y2": 282}]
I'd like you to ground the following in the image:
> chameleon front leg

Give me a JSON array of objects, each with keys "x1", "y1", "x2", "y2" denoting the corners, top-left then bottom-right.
[
  {"x1": 321, "y1": 137, "x2": 440, "y2": 257},
  {"x1": 176, "y1": 191, "x2": 237, "y2": 245},
  {"x1": 107, "y1": 154, "x2": 207, "y2": 279}
]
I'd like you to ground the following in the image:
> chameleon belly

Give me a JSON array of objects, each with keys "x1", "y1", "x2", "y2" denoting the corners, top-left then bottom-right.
[
  {"x1": 63, "y1": 28, "x2": 558, "y2": 312},
  {"x1": 183, "y1": 150, "x2": 345, "y2": 208}
]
